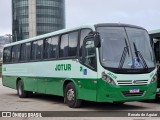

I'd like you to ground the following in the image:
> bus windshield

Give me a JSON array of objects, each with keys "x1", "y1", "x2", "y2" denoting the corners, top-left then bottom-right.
[{"x1": 97, "y1": 27, "x2": 155, "y2": 70}]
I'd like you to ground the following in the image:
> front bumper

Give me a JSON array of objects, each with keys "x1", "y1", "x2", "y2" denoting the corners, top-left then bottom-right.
[{"x1": 97, "y1": 80, "x2": 157, "y2": 102}]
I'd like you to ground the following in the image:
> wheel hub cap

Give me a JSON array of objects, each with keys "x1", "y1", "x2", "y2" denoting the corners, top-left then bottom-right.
[{"x1": 67, "y1": 89, "x2": 75, "y2": 101}]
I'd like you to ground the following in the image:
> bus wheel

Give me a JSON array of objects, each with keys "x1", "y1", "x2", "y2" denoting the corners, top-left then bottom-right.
[
  {"x1": 64, "y1": 82, "x2": 82, "y2": 108},
  {"x1": 17, "y1": 80, "x2": 28, "y2": 98}
]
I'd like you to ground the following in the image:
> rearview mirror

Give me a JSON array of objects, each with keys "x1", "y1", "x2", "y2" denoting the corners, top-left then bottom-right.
[
  {"x1": 94, "y1": 33, "x2": 101, "y2": 48},
  {"x1": 153, "y1": 38, "x2": 160, "y2": 43}
]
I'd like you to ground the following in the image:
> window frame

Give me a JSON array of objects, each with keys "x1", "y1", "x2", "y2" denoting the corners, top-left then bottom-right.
[
  {"x1": 25, "y1": 42, "x2": 31, "y2": 62},
  {"x1": 11, "y1": 44, "x2": 20, "y2": 63},
  {"x1": 3, "y1": 28, "x2": 94, "y2": 64},
  {"x1": 58, "y1": 30, "x2": 80, "y2": 60},
  {"x1": 19, "y1": 43, "x2": 26, "y2": 62},
  {"x1": 82, "y1": 36, "x2": 97, "y2": 72},
  {"x1": 43, "y1": 36, "x2": 59, "y2": 60},
  {"x1": 78, "y1": 28, "x2": 93, "y2": 63},
  {"x1": 68, "y1": 31, "x2": 79, "y2": 57},
  {"x1": 3, "y1": 47, "x2": 12, "y2": 64},
  {"x1": 30, "y1": 39, "x2": 44, "y2": 61}
]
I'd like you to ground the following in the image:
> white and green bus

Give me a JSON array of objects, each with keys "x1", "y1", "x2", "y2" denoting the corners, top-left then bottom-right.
[
  {"x1": 149, "y1": 30, "x2": 160, "y2": 96},
  {"x1": 2, "y1": 23, "x2": 157, "y2": 108}
]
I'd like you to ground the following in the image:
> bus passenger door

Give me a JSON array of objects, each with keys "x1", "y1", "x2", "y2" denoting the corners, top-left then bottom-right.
[{"x1": 79, "y1": 37, "x2": 98, "y2": 101}]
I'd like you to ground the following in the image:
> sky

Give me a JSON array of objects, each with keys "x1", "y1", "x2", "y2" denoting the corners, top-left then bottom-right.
[{"x1": 0, "y1": 0, "x2": 160, "y2": 36}]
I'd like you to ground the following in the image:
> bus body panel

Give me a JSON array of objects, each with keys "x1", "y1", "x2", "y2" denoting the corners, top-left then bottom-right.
[
  {"x1": 95, "y1": 62, "x2": 157, "y2": 102},
  {"x1": 2, "y1": 59, "x2": 98, "y2": 101},
  {"x1": 97, "y1": 78, "x2": 157, "y2": 102},
  {"x1": 2, "y1": 76, "x2": 17, "y2": 89},
  {"x1": 2, "y1": 24, "x2": 157, "y2": 104}
]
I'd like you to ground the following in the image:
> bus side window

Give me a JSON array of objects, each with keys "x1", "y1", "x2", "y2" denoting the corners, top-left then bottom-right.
[
  {"x1": 44, "y1": 36, "x2": 58, "y2": 59},
  {"x1": 31, "y1": 41, "x2": 37, "y2": 60},
  {"x1": 3, "y1": 47, "x2": 11, "y2": 63},
  {"x1": 60, "y1": 34, "x2": 69, "y2": 58},
  {"x1": 25, "y1": 42, "x2": 31, "y2": 61},
  {"x1": 83, "y1": 39, "x2": 97, "y2": 69},
  {"x1": 69, "y1": 32, "x2": 78, "y2": 57},
  {"x1": 79, "y1": 29, "x2": 92, "y2": 61},
  {"x1": 11, "y1": 45, "x2": 20, "y2": 63},
  {"x1": 44, "y1": 38, "x2": 51, "y2": 59},
  {"x1": 20, "y1": 44, "x2": 26, "y2": 62},
  {"x1": 36, "y1": 40, "x2": 43, "y2": 60},
  {"x1": 50, "y1": 36, "x2": 58, "y2": 58}
]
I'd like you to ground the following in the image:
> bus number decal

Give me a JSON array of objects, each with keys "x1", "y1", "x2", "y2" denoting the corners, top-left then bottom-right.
[{"x1": 107, "y1": 72, "x2": 117, "y2": 79}]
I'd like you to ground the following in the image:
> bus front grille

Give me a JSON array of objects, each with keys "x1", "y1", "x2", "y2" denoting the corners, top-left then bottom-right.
[
  {"x1": 117, "y1": 80, "x2": 148, "y2": 86},
  {"x1": 122, "y1": 91, "x2": 145, "y2": 97}
]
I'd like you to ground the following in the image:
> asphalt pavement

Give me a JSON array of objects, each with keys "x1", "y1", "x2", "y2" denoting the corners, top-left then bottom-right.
[{"x1": 0, "y1": 78, "x2": 160, "y2": 120}]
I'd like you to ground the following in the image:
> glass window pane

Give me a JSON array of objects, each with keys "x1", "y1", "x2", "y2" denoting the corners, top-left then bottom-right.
[
  {"x1": 11, "y1": 45, "x2": 20, "y2": 62},
  {"x1": 79, "y1": 29, "x2": 92, "y2": 59},
  {"x1": 36, "y1": 40, "x2": 43, "y2": 59},
  {"x1": 3, "y1": 47, "x2": 11, "y2": 63},
  {"x1": 60, "y1": 34, "x2": 69, "y2": 58},
  {"x1": 69, "y1": 32, "x2": 78, "y2": 57},
  {"x1": 84, "y1": 40, "x2": 96, "y2": 68},
  {"x1": 20, "y1": 44, "x2": 26, "y2": 61},
  {"x1": 50, "y1": 36, "x2": 58, "y2": 58},
  {"x1": 31, "y1": 41, "x2": 37, "y2": 60},
  {"x1": 44, "y1": 38, "x2": 51, "y2": 59},
  {"x1": 26, "y1": 42, "x2": 31, "y2": 61}
]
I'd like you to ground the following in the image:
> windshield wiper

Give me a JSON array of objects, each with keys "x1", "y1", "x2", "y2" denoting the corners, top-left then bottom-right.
[
  {"x1": 133, "y1": 42, "x2": 148, "y2": 69},
  {"x1": 118, "y1": 38, "x2": 130, "y2": 68}
]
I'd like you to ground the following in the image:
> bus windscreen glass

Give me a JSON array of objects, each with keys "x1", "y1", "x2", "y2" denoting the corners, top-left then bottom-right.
[{"x1": 97, "y1": 27, "x2": 155, "y2": 69}]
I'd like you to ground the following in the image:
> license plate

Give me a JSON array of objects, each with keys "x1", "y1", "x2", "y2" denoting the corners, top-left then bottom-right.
[{"x1": 129, "y1": 88, "x2": 140, "y2": 93}]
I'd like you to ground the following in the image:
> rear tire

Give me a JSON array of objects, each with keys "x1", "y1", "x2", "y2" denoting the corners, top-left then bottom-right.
[
  {"x1": 17, "y1": 80, "x2": 29, "y2": 98},
  {"x1": 64, "y1": 82, "x2": 82, "y2": 108}
]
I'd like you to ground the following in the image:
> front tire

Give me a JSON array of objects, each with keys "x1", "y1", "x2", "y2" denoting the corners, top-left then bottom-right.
[
  {"x1": 64, "y1": 82, "x2": 82, "y2": 108},
  {"x1": 17, "y1": 80, "x2": 29, "y2": 98}
]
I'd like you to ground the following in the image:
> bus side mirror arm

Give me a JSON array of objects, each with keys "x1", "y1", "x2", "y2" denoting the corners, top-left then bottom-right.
[
  {"x1": 94, "y1": 33, "x2": 101, "y2": 48},
  {"x1": 82, "y1": 43, "x2": 86, "y2": 64}
]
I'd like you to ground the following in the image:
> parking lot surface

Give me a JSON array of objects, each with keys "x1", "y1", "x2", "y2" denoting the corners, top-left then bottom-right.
[{"x1": 0, "y1": 79, "x2": 160, "y2": 120}]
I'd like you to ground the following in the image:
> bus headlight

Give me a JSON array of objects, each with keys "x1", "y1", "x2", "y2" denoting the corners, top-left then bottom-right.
[
  {"x1": 102, "y1": 72, "x2": 116, "y2": 85},
  {"x1": 150, "y1": 74, "x2": 157, "y2": 84}
]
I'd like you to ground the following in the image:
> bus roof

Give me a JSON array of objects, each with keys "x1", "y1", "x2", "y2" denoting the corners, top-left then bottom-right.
[
  {"x1": 95, "y1": 23, "x2": 145, "y2": 30},
  {"x1": 4, "y1": 23, "x2": 146, "y2": 47},
  {"x1": 149, "y1": 29, "x2": 160, "y2": 39},
  {"x1": 5, "y1": 24, "x2": 95, "y2": 47},
  {"x1": 149, "y1": 29, "x2": 160, "y2": 34}
]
